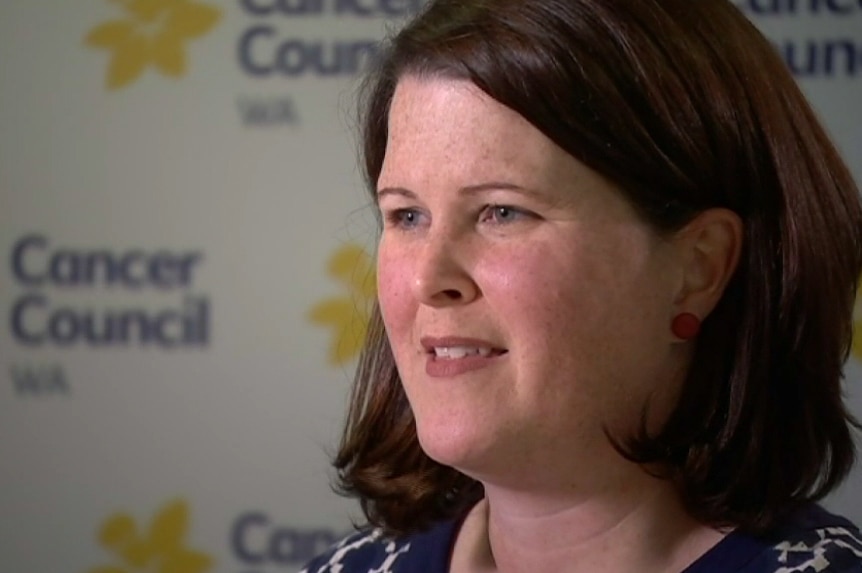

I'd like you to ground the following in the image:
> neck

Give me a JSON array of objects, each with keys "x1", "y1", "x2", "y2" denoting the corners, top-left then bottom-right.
[{"x1": 452, "y1": 469, "x2": 726, "y2": 573}]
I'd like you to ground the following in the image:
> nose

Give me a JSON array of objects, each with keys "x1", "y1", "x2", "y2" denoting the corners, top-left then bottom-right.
[{"x1": 411, "y1": 232, "x2": 479, "y2": 307}]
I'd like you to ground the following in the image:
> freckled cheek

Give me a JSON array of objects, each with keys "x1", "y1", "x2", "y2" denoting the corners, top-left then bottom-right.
[
  {"x1": 474, "y1": 248, "x2": 591, "y2": 352},
  {"x1": 475, "y1": 249, "x2": 574, "y2": 311},
  {"x1": 376, "y1": 247, "x2": 417, "y2": 341}
]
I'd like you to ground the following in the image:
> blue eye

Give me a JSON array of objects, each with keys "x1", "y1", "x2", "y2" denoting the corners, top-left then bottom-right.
[
  {"x1": 494, "y1": 206, "x2": 517, "y2": 221},
  {"x1": 384, "y1": 208, "x2": 424, "y2": 229},
  {"x1": 482, "y1": 204, "x2": 527, "y2": 224}
]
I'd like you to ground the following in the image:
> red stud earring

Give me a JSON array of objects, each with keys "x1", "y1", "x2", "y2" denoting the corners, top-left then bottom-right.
[{"x1": 671, "y1": 312, "x2": 701, "y2": 340}]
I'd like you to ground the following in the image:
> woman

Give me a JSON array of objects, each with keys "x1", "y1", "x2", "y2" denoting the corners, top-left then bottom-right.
[{"x1": 302, "y1": 0, "x2": 862, "y2": 571}]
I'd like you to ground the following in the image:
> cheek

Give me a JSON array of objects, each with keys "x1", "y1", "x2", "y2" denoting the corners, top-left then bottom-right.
[
  {"x1": 477, "y1": 241, "x2": 641, "y2": 347},
  {"x1": 376, "y1": 243, "x2": 415, "y2": 338},
  {"x1": 476, "y1": 243, "x2": 587, "y2": 316}
]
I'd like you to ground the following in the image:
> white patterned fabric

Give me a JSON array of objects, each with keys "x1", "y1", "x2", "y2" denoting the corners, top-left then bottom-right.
[{"x1": 300, "y1": 504, "x2": 862, "y2": 572}]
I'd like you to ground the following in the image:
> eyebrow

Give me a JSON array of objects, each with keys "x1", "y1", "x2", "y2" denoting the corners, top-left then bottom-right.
[{"x1": 376, "y1": 181, "x2": 543, "y2": 201}]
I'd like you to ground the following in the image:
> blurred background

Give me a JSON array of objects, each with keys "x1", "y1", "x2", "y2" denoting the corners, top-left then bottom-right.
[{"x1": 0, "y1": 2, "x2": 860, "y2": 572}]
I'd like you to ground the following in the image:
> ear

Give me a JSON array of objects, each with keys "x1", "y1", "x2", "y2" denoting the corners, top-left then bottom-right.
[{"x1": 672, "y1": 208, "x2": 743, "y2": 319}]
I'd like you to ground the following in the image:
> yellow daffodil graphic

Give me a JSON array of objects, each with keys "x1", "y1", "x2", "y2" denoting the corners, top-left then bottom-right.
[
  {"x1": 309, "y1": 244, "x2": 377, "y2": 366},
  {"x1": 85, "y1": 0, "x2": 221, "y2": 90},
  {"x1": 88, "y1": 499, "x2": 213, "y2": 573}
]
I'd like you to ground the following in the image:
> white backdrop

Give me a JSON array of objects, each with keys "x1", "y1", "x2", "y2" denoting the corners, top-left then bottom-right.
[{"x1": 0, "y1": 2, "x2": 860, "y2": 572}]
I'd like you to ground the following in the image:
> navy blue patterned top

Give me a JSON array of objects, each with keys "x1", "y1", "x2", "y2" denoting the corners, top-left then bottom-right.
[{"x1": 300, "y1": 504, "x2": 862, "y2": 572}]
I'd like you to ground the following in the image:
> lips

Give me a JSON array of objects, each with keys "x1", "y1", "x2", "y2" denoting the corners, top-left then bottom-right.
[{"x1": 420, "y1": 336, "x2": 508, "y2": 377}]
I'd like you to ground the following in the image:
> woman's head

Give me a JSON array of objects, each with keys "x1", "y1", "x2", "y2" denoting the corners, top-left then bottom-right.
[
  {"x1": 375, "y1": 73, "x2": 746, "y2": 491},
  {"x1": 336, "y1": 0, "x2": 862, "y2": 535}
]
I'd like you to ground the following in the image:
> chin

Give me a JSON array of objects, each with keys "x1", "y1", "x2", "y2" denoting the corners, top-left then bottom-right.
[{"x1": 414, "y1": 417, "x2": 503, "y2": 475}]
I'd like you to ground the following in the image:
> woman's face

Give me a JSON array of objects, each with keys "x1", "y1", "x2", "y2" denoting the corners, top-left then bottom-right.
[{"x1": 376, "y1": 76, "x2": 687, "y2": 487}]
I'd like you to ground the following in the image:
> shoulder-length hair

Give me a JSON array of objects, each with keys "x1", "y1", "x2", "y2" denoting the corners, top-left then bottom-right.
[{"x1": 333, "y1": 0, "x2": 862, "y2": 536}]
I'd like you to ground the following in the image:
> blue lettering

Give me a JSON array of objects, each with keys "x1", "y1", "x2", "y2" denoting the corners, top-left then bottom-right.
[
  {"x1": 779, "y1": 38, "x2": 861, "y2": 77},
  {"x1": 11, "y1": 234, "x2": 48, "y2": 286},
  {"x1": 118, "y1": 250, "x2": 148, "y2": 288},
  {"x1": 9, "y1": 296, "x2": 209, "y2": 348},
  {"x1": 11, "y1": 294, "x2": 47, "y2": 346},
  {"x1": 49, "y1": 308, "x2": 80, "y2": 347},
  {"x1": 379, "y1": 0, "x2": 422, "y2": 15},
  {"x1": 189, "y1": 297, "x2": 209, "y2": 345},
  {"x1": 335, "y1": 0, "x2": 374, "y2": 16},
  {"x1": 240, "y1": 31, "x2": 379, "y2": 78},
  {"x1": 237, "y1": 96, "x2": 299, "y2": 126},
  {"x1": 151, "y1": 306, "x2": 191, "y2": 348},
  {"x1": 333, "y1": 0, "x2": 423, "y2": 16},
  {"x1": 277, "y1": 0, "x2": 324, "y2": 14},
  {"x1": 154, "y1": 310, "x2": 182, "y2": 347},
  {"x1": 239, "y1": 26, "x2": 276, "y2": 76},
  {"x1": 232, "y1": 513, "x2": 268, "y2": 564},
  {"x1": 231, "y1": 513, "x2": 346, "y2": 566},
  {"x1": 8, "y1": 234, "x2": 204, "y2": 289},
  {"x1": 78, "y1": 311, "x2": 115, "y2": 346},
  {"x1": 240, "y1": 0, "x2": 418, "y2": 16},
  {"x1": 736, "y1": 0, "x2": 862, "y2": 14},
  {"x1": 150, "y1": 252, "x2": 203, "y2": 289},
  {"x1": 827, "y1": 0, "x2": 858, "y2": 12},
  {"x1": 824, "y1": 40, "x2": 857, "y2": 74},
  {"x1": 746, "y1": 0, "x2": 786, "y2": 14},
  {"x1": 239, "y1": 0, "x2": 325, "y2": 15},
  {"x1": 240, "y1": 0, "x2": 276, "y2": 15},
  {"x1": 79, "y1": 250, "x2": 118, "y2": 287},
  {"x1": 10, "y1": 364, "x2": 69, "y2": 397},
  {"x1": 269, "y1": 528, "x2": 302, "y2": 562},
  {"x1": 784, "y1": 39, "x2": 818, "y2": 75},
  {"x1": 50, "y1": 249, "x2": 82, "y2": 285},
  {"x1": 277, "y1": 40, "x2": 310, "y2": 74},
  {"x1": 116, "y1": 310, "x2": 150, "y2": 345}
]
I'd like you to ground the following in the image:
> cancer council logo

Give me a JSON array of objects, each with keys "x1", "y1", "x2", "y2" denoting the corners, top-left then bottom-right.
[
  {"x1": 88, "y1": 499, "x2": 213, "y2": 573},
  {"x1": 309, "y1": 244, "x2": 376, "y2": 366},
  {"x1": 84, "y1": 0, "x2": 222, "y2": 90}
]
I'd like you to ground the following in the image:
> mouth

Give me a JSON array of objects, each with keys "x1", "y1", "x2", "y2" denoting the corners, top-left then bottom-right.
[
  {"x1": 420, "y1": 337, "x2": 507, "y2": 378},
  {"x1": 420, "y1": 337, "x2": 508, "y2": 361},
  {"x1": 429, "y1": 345, "x2": 507, "y2": 360}
]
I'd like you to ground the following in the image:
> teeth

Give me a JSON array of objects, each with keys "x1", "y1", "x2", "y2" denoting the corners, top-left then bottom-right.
[{"x1": 433, "y1": 346, "x2": 493, "y2": 359}]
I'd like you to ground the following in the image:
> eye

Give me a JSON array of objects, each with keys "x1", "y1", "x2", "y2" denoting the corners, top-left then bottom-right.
[
  {"x1": 384, "y1": 207, "x2": 425, "y2": 229},
  {"x1": 480, "y1": 204, "x2": 529, "y2": 224}
]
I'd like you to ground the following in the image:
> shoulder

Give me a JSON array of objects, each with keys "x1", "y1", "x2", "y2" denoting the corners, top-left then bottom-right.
[
  {"x1": 689, "y1": 505, "x2": 862, "y2": 573},
  {"x1": 299, "y1": 518, "x2": 459, "y2": 573},
  {"x1": 298, "y1": 529, "x2": 408, "y2": 573},
  {"x1": 768, "y1": 519, "x2": 862, "y2": 572},
  {"x1": 750, "y1": 505, "x2": 862, "y2": 573}
]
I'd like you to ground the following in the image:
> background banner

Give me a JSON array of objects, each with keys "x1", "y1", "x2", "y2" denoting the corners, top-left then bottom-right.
[{"x1": 0, "y1": 2, "x2": 860, "y2": 572}]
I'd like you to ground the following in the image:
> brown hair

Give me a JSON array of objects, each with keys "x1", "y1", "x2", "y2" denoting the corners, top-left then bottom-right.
[{"x1": 334, "y1": 0, "x2": 862, "y2": 535}]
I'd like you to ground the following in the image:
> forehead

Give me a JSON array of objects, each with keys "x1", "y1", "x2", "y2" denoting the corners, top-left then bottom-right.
[{"x1": 379, "y1": 75, "x2": 568, "y2": 189}]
